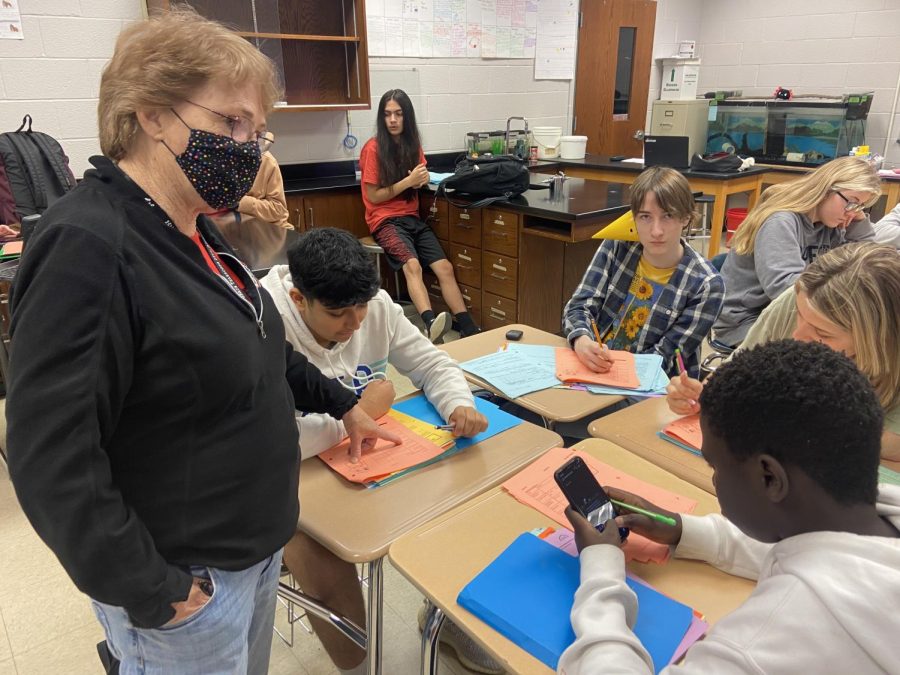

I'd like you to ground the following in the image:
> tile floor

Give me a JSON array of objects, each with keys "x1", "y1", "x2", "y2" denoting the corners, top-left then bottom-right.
[{"x1": 0, "y1": 324, "x2": 486, "y2": 675}]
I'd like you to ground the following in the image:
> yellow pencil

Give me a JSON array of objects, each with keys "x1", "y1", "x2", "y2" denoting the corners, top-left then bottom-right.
[{"x1": 589, "y1": 316, "x2": 603, "y2": 344}]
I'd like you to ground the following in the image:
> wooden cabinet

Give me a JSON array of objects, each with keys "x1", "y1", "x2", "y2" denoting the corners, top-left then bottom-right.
[
  {"x1": 286, "y1": 189, "x2": 367, "y2": 237},
  {"x1": 448, "y1": 244, "x2": 481, "y2": 289},
  {"x1": 482, "y1": 209, "x2": 519, "y2": 257},
  {"x1": 448, "y1": 206, "x2": 482, "y2": 247},
  {"x1": 482, "y1": 253, "x2": 517, "y2": 301},
  {"x1": 483, "y1": 292, "x2": 517, "y2": 330},
  {"x1": 420, "y1": 193, "x2": 449, "y2": 242},
  {"x1": 147, "y1": 0, "x2": 371, "y2": 111}
]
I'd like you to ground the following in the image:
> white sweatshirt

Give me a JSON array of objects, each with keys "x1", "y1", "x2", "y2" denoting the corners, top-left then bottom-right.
[
  {"x1": 261, "y1": 265, "x2": 475, "y2": 459},
  {"x1": 558, "y1": 485, "x2": 900, "y2": 675}
]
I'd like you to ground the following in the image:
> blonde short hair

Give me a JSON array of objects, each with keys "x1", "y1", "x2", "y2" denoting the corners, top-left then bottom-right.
[
  {"x1": 797, "y1": 242, "x2": 900, "y2": 412},
  {"x1": 98, "y1": 6, "x2": 282, "y2": 160},
  {"x1": 629, "y1": 166, "x2": 697, "y2": 230},
  {"x1": 732, "y1": 156, "x2": 881, "y2": 255}
]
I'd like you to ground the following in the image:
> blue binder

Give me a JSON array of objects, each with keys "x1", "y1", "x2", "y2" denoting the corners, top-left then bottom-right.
[
  {"x1": 393, "y1": 394, "x2": 522, "y2": 449},
  {"x1": 458, "y1": 533, "x2": 694, "y2": 671}
]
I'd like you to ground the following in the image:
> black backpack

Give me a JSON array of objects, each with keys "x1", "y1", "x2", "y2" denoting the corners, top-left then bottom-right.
[
  {"x1": 436, "y1": 155, "x2": 531, "y2": 209},
  {"x1": 0, "y1": 115, "x2": 76, "y2": 225}
]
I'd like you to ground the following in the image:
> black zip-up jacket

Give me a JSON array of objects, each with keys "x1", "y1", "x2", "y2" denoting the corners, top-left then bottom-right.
[{"x1": 6, "y1": 156, "x2": 357, "y2": 628}]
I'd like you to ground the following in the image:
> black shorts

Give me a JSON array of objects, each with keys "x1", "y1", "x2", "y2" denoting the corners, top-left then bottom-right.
[{"x1": 372, "y1": 216, "x2": 447, "y2": 271}]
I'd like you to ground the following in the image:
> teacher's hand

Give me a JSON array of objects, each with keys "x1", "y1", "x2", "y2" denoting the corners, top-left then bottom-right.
[{"x1": 342, "y1": 404, "x2": 402, "y2": 462}]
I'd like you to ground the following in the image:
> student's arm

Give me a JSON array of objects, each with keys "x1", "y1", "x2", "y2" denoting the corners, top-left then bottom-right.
[
  {"x1": 382, "y1": 294, "x2": 476, "y2": 418},
  {"x1": 653, "y1": 273, "x2": 725, "y2": 379},
  {"x1": 6, "y1": 224, "x2": 193, "y2": 629},
  {"x1": 364, "y1": 166, "x2": 428, "y2": 205},
  {"x1": 843, "y1": 212, "x2": 875, "y2": 242},
  {"x1": 753, "y1": 215, "x2": 810, "y2": 300},
  {"x1": 563, "y1": 241, "x2": 617, "y2": 346},
  {"x1": 882, "y1": 430, "x2": 900, "y2": 462},
  {"x1": 675, "y1": 513, "x2": 772, "y2": 581},
  {"x1": 238, "y1": 155, "x2": 290, "y2": 227}
]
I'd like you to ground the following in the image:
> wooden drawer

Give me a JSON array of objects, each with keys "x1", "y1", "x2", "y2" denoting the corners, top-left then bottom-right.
[
  {"x1": 424, "y1": 271, "x2": 449, "y2": 313},
  {"x1": 482, "y1": 209, "x2": 520, "y2": 257},
  {"x1": 482, "y1": 253, "x2": 518, "y2": 301},
  {"x1": 448, "y1": 206, "x2": 482, "y2": 247},
  {"x1": 449, "y1": 243, "x2": 482, "y2": 289},
  {"x1": 482, "y1": 291, "x2": 517, "y2": 329},
  {"x1": 421, "y1": 193, "x2": 449, "y2": 241},
  {"x1": 458, "y1": 282, "x2": 482, "y2": 325}
]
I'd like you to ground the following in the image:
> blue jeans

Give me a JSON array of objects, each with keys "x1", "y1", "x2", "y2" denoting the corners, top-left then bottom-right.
[{"x1": 91, "y1": 551, "x2": 283, "y2": 675}]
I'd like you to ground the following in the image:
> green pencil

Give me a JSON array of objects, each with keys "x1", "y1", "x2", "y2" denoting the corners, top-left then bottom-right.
[{"x1": 611, "y1": 499, "x2": 677, "y2": 526}]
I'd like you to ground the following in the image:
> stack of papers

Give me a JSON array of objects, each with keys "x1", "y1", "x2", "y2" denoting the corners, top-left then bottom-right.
[
  {"x1": 501, "y1": 446, "x2": 697, "y2": 564},
  {"x1": 318, "y1": 395, "x2": 525, "y2": 488},
  {"x1": 0, "y1": 240, "x2": 22, "y2": 259},
  {"x1": 457, "y1": 532, "x2": 700, "y2": 672},
  {"x1": 657, "y1": 415, "x2": 703, "y2": 456},
  {"x1": 460, "y1": 344, "x2": 670, "y2": 400},
  {"x1": 555, "y1": 347, "x2": 641, "y2": 389},
  {"x1": 879, "y1": 465, "x2": 900, "y2": 486}
]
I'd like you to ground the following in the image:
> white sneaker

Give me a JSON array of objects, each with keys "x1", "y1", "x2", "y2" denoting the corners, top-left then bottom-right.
[
  {"x1": 417, "y1": 604, "x2": 504, "y2": 674},
  {"x1": 427, "y1": 311, "x2": 452, "y2": 344}
]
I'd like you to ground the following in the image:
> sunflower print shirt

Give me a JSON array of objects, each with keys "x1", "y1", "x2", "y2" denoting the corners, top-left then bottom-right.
[{"x1": 603, "y1": 257, "x2": 676, "y2": 351}]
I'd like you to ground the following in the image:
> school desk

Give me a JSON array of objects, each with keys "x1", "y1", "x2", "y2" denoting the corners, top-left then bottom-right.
[
  {"x1": 389, "y1": 439, "x2": 755, "y2": 675},
  {"x1": 440, "y1": 323, "x2": 624, "y2": 429},
  {"x1": 588, "y1": 397, "x2": 900, "y2": 495},
  {"x1": 280, "y1": 417, "x2": 562, "y2": 675}
]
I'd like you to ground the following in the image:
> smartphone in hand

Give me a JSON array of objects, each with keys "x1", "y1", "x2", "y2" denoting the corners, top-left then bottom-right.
[{"x1": 554, "y1": 457, "x2": 629, "y2": 540}]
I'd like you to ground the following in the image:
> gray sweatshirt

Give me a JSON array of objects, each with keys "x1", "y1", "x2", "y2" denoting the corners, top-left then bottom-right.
[
  {"x1": 874, "y1": 203, "x2": 900, "y2": 248},
  {"x1": 713, "y1": 210, "x2": 874, "y2": 346}
]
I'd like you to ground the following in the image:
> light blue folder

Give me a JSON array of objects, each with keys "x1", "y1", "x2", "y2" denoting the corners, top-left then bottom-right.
[
  {"x1": 458, "y1": 533, "x2": 694, "y2": 672},
  {"x1": 393, "y1": 394, "x2": 523, "y2": 450}
]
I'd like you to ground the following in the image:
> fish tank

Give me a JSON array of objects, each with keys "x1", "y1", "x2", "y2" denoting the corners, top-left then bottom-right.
[{"x1": 705, "y1": 94, "x2": 873, "y2": 167}]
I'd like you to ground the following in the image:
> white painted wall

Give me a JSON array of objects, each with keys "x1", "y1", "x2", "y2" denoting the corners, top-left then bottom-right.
[{"x1": 1, "y1": 0, "x2": 897, "y2": 175}]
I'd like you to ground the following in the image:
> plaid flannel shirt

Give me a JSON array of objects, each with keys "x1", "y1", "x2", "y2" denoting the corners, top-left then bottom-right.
[{"x1": 563, "y1": 240, "x2": 725, "y2": 379}]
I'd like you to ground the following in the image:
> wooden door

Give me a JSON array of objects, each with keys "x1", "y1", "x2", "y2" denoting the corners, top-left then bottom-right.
[{"x1": 573, "y1": 0, "x2": 656, "y2": 157}]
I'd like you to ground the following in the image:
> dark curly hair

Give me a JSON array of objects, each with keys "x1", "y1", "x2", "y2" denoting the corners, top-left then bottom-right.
[
  {"x1": 699, "y1": 340, "x2": 883, "y2": 505},
  {"x1": 287, "y1": 228, "x2": 380, "y2": 309}
]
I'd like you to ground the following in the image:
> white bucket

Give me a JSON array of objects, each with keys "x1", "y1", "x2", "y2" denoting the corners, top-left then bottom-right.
[
  {"x1": 560, "y1": 135, "x2": 588, "y2": 159},
  {"x1": 532, "y1": 126, "x2": 562, "y2": 159}
]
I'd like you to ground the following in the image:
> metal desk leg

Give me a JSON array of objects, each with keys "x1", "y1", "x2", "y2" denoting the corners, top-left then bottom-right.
[
  {"x1": 366, "y1": 557, "x2": 385, "y2": 675},
  {"x1": 420, "y1": 602, "x2": 445, "y2": 675},
  {"x1": 275, "y1": 583, "x2": 367, "y2": 650}
]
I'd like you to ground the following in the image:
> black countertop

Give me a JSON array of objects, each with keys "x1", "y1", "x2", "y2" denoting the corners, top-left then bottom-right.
[
  {"x1": 537, "y1": 154, "x2": 770, "y2": 181},
  {"x1": 499, "y1": 174, "x2": 630, "y2": 221}
]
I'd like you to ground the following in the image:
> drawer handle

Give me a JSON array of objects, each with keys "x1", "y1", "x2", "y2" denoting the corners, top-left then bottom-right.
[
  {"x1": 490, "y1": 308, "x2": 507, "y2": 319},
  {"x1": 490, "y1": 273, "x2": 509, "y2": 281},
  {"x1": 457, "y1": 253, "x2": 472, "y2": 262},
  {"x1": 489, "y1": 229, "x2": 509, "y2": 238},
  {"x1": 492, "y1": 263, "x2": 508, "y2": 272},
  {"x1": 456, "y1": 264, "x2": 474, "y2": 271},
  {"x1": 455, "y1": 222, "x2": 473, "y2": 229}
]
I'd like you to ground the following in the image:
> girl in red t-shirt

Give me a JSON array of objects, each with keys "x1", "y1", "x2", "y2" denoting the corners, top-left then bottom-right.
[{"x1": 360, "y1": 89, "x2": 480, "y2": 340}]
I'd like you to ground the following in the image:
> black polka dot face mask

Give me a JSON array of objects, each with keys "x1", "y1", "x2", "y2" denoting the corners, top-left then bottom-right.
[{"x1": 167, "y1": 120, "x2": 262, "y2": 210}]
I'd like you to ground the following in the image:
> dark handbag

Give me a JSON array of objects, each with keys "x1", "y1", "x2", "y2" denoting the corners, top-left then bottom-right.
[
  {"x1": 689, "y1": 152, "x2": 744, "y2": 173},
  {"x1": 436, "y1": 155, "x2": 531, "y2": 208}
]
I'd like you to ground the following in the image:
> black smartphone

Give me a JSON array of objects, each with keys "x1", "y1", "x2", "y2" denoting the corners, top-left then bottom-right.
[
  {"x1": 554, "y1": 457, "x2": 629, "y2": 540},
  {"x1": 505, "y1": 329, "x2": 523, "y2": 341},
  {"x1": 609, "y1": 155, "x2": 626, "y2": 161}
]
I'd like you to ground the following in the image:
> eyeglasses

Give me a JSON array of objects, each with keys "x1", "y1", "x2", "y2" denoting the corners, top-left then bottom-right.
[
  {"x1": 183, "y1": 100, "x2": 271, "y2": 150},
  {"x1": 834, "y1": 191, "x2": 866, "y2": 213}
]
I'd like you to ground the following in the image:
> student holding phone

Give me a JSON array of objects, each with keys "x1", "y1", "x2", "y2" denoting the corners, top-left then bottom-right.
[{"x1": 560, "y1": 341, "x2": 900, "y2": 675}]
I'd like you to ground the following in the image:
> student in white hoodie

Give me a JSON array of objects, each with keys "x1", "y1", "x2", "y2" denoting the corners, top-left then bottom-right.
[
  {"x1": 261, "y1": 228, "x2": 499, "y2": 675},
  {"x1": 559, "y1": 340, "x2": 900, "y2": 675}
]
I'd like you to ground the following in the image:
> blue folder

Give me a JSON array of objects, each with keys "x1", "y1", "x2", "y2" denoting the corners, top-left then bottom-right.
[
  {"x1": 393, "y1": 394, "x2": 523, "y2": 450},
  {"x1": 458, "y1": 533, "x2": 694, "y2": 672}
]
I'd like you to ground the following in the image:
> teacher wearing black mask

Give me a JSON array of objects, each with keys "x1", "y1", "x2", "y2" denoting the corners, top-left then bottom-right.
[{"x1": 4, "y1": 9, "x2": 399, "y2": 675}]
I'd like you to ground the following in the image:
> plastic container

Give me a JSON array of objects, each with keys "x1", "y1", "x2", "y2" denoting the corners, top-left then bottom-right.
[
  {"x1": 559, "y1": 135, "x2": 588, "y2": 159},
  {"x1": 532, "y1": 126, "x2": 562, "y2": 159},
  {"x1": 725, "y1": 207, "x2": 748, "y2": 245}
]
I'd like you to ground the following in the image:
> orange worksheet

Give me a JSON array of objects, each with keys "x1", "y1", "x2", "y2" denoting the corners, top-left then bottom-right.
[
  {"x1": 555, "y1": 347, "x2": 641, "y2": 389},
  {"x1": 663, "y1": 415, "x2": 703, "y2": 451},
  {"x1": 1, "y1": 241, "x2": 23, "y2": 256},
  {"x1": 502, "y1": 446, "x2": 697, "y2": 563},
  {"x1": 318, "y1": 410, "x2": 454, "y2": 484}
]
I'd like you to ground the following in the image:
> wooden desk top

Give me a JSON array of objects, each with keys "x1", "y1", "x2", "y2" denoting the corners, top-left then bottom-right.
[
  {"x1": 589, "y1": 397, "x2": 900, "y2": 496},
  {"x1": 297, "y1": 420, "x2": 561, "y2": 563},
  {"x1": 440, "y1": 324, "x2": 624, "y2": 423},
  {"x1": 389, "y1": 439, "x2": 754, "y2": 675},
  {"x1": 589, "y1": 397, "x2": 716, "y2": 494}
]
